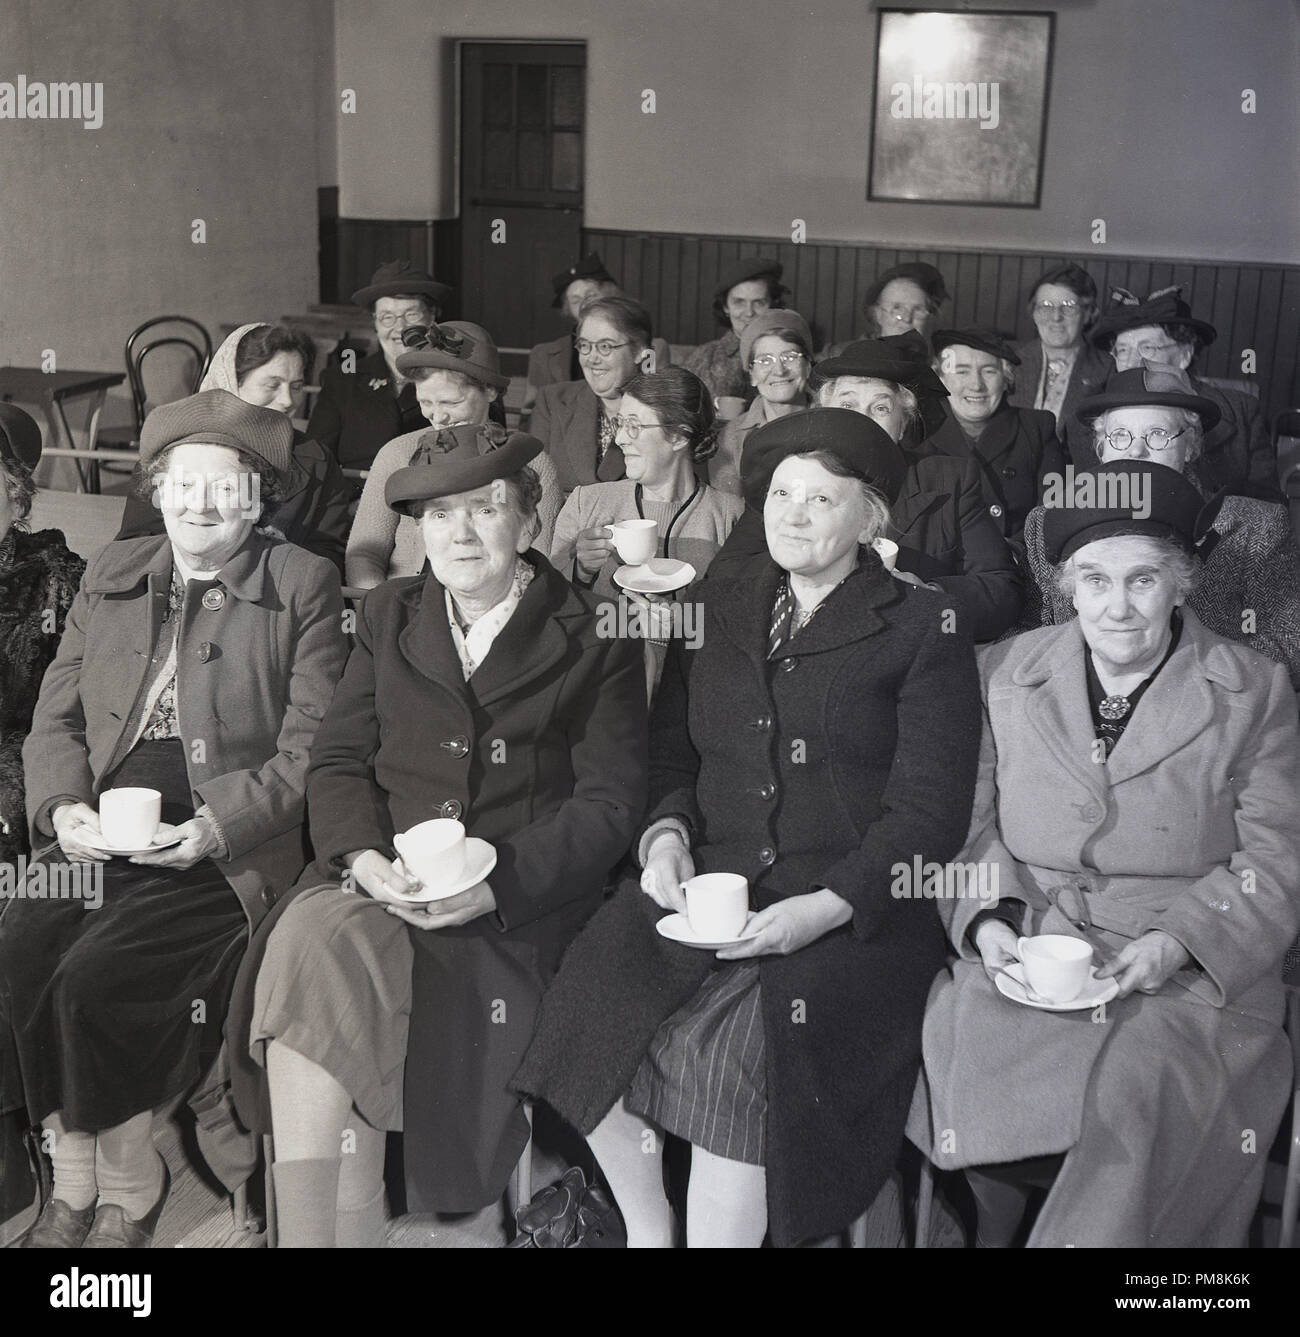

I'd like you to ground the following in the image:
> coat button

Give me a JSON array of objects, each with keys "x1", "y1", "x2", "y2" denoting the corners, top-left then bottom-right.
[
  {"x1": 440, "y1": 736, "x2": 470, "y2": 758},
  {"x1": 757, "y1": 715, "x2": 773, "y2": 731},
  {"x1": 779, "y1": 658, "x2": 797, "y2": 673},
  {"x1": 758, "y1": 846, "x2": 776, "y2": 865},
  {"x1": 1000, "y1": 465, "x2": 1017, "y2": 479},
  {"x1": 758, "y1": 783, "x2": 776, "y2": 800},
  {"x1": 197, "y1": 641, "x2": 212, "y2": 662},
  {"x1": 989, "y1": 504, "x2": 1004, "y2": 518},
  {"x1": 202, "y1": 588, "x2": 225, "y2": 611},
  {"x1": 440, "y1": 800, "x2": 464, "y2": 819},
  {"x1": 261, "y1": 887, "x2": 276, "y2": 908}
]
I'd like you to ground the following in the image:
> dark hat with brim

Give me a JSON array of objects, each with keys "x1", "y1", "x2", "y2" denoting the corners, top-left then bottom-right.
[
  {"x1": 551, "y1": 253, "x2": 616, "y2": 306},
  {"x1": 739, "y1": 309, "x2": 814, "y2": 368},
  {"x1": 1087, "y1": 287, "x2": 1216, "y2": 350},
  {"x1": 394, "y1": 321, "x2": 509, "y2": 389},
  {"x1": 352, "y1": 259, "x2": 453, "y2": 310},
  {"x1": 1042, "y1": 458, "x2": 1214, "y2": 564},
  {"x1": 739, "y1": 406, "x2": 909, "y2": 510},
  {"x1": 138, "y1": 388, "x2": 294, "y2": 483},
  {"x1": 0, "y1": 403, "x2": 43, "y2": 469},
  {"x1": 1075, "y1": 363, "x2": 1221, "y2": 432},
  {"x1": 712, "y1": 256, "x2": 784, "y2": 304},
  {"x1": 932, "y1": 328, "x2": 1021, "y2": 365},
  {"x1": 811, "y1": 332, "x2": 949, "y2": 400},
  {"x1": 386, "y1": 424, "x2": 543, "y2": 514},
  {"x1": 863, "y1": 262, "x2": 948, "y2": 313}
]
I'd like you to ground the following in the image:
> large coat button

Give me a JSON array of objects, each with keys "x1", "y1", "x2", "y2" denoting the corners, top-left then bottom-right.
[
  {"x1": 779, "y1": 658, "x2": 797, "y2": 673},
  {"x1": 440, "y1": 736, "x2": 470, "y2": 758},
  {"x1": 440, "y1": 800, "x2": 464, "y2": 820},
  {"x1": 989, "y1": 504, "x2": 1004, "y2": 519},
  {"x1": 758, "y1": 846, "x2": 776, "y2": 865},
  {"x1": 758, "y1": 783, "x2": 776, "y2": 800},
  {"x1": 197, "y1": 641, "x2": 213, "y2": 662},
  {"x1": 261, "y1": 887, "x2": 276, "y2": 908},
  {"x1": 202, "y1": 588, "x2": 225, "y2": 611}
]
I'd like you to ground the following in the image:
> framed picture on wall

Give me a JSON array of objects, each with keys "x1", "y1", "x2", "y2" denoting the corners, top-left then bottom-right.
[{"x1": 868, "y1": 8, "x2": 1054, "y2": 207}]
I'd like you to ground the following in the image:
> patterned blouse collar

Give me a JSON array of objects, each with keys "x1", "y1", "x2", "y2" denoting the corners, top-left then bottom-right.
[{"x1": 445, "y1": 555, "x2": 536, "y2": 680}]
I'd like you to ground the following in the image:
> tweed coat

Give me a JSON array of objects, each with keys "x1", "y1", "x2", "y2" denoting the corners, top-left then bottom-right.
[
  {"x1": 1008, "y1": 338, "x2": 1111, "y2": 463},
  {"x1": 0, "y1": 529, "x2": 84, "y2": 864},
  {"x1": 306, "y1": 349, "x2": 427, "y2": 474},
  {"x1": 908, "y1": 610, "x2": 1300, "y2": 1246},
  {"x1": 514, "y1": 552, "x2": 982, "y2": 1245},
  {"x1": 22, "y1": 532, "x2": 348, "y2": 929},
  {"x1": 1021, "y1": 496, "x2": 1300, "y2": 688},
  {"x1": 708, "y1": 452, "x2": 1024, "y2": 642},
  {"x1": 230, "y1": 554, "x2": 649, "y2": 1210}
]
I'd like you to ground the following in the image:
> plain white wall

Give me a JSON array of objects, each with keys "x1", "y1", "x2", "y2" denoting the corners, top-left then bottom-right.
[{"x1": 334, "y1": 0, "x2": 1300, "y2": 263}]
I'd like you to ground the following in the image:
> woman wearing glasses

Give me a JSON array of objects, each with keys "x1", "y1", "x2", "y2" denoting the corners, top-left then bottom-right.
[
  {"x1": 1008, "y1": 264, "x2": 1111, "y2": 462},
  {"x1": 1021, "y1": 365, "x2": 1300, "y2": 689},
  {"x1": 708, "y1": 311, "x2": 814, "y2": 497},
  {"x1": 821, "y1": 262, "x2": 949, "y2": 358}
]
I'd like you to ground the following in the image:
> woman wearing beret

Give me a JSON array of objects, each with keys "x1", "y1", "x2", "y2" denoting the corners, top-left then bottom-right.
[
  {"x1": 1086, "y1": 286, "x2": 1279, "y2": 501},
  {"x1": 515, "y1": 407, "x2": 982, "y2": 1247},
  {"x1": 1007, "y1": 263, "x2": 1111, "y2": 455},
  {"x1": 709, "y1": 310, "x2": 814, "y2": 497},
  {"x1": 822, "y1": 261, "x2": 949, "y2": 358},
  {"x1": 710, "y1": 338, "x2": 1025, "y2": 642},
  {"x1": 1, "y1": 390, "x2": 347, "y2": 1248},
  {"x1": 910, "y1": 458, "x2": 1300, "y2": 1246},
  {"x1": 116, "y1": 323, "x2": 351, "y2": 574},
  {"x1": 1022, "y1": 364, "x2": 1300, "y2": 687},
  {"x1": 927, "y1": 328, "x2": 1065, "y2": 554},
  {"x1": 346, "y1": 321, "x2": 564, "y2": 588},
  {"x1": 681, "y1": 257, "x2": 789, "y2": 404},
  {"x1": 244, "y1": 427, "x2": 648, "y2": 1247},
  {"x1": 306, "y1": 260, "x2": 454, "y2": 478}
]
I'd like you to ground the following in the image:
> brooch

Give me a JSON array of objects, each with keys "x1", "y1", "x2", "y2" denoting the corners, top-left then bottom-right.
[
  {"x1": 369, "y1": 377, "x2": 388, "y2": 391},
  {"x1": 1098, "y1": 694, "x2": 1131, "y2": 722}
]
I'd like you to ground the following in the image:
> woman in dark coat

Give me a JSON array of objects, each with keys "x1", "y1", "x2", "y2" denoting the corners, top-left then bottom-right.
[
  {"x1": 244, "y1": 425, "x2": 648, "y2": 1247},
  {"x1": 513, "y1": 407, "x2": 982, "y2": 1247},
  {"x1": 2, "y1": 390, "x2": 346, "y2": 1248}
]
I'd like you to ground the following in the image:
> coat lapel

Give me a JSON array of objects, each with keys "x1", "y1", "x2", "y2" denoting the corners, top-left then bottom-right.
[{"x1": 398, "y1": 573, "x2": 472, "y2": 696}]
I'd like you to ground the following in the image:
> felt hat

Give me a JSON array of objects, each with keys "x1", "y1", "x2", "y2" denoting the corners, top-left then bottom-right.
[
  {"x1": 138, "y1": 389, "x2": 293, "y2": 482},
  {"x1": 352, "y1": 260, "x2": 453, "y2": 311},
  {"x1": 386, "y1": 423, "x2": 543, "y2": 514},
  {"x1": 931, "y1": 328, "x2": 1021, "y2": 365},
  {"x1": 1087, "y1": 286, "x2": 1216, "y2": 350},
  {"x1": 551, "y1": 253, "x2": 616, "y2": 307},
  {"x1": 0, "y1": 403, "x2": 43, "y2": 470},
  {"x1": 394, "y1": 322, "x2": 509, "y2": 390},
  {"x1": 712, "y1": 256, "x2": 785, "y2": 304},
  {"x1": 1075, "y1": 362, "x2": 1221, "y2": 432},
  {"x1": 739, "y1": 309, "x2": 815, "y2": 367},
  {"x1": 811, "y1": 331, "x2": 950, "y2": 400}
]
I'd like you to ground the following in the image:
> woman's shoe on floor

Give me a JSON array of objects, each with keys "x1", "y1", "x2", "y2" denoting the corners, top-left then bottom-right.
[
  {"x1": 83, "y1": 1162, "x2": 171, "y2": 1248},
  {"x1": 20, "y1": 1198, "x2": 96, "y2": 1248}
]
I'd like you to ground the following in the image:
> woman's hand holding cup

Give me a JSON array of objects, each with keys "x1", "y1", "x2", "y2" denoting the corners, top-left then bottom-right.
[
  {"x1": 574, "y1": 525, "x2": 617, "y2": 578},
  {"x1": 973, "y1": 916, "x2": 1021, "y2": 984},
  {"x1": 344, "y1": 848, "x2": 423, "y2": 902},
  {"x1": 639, "y1": 828, "x2": 693, "y2": 914},
  {"x1": 51, "y1": 801, "x2": 111, "y2": 863}
]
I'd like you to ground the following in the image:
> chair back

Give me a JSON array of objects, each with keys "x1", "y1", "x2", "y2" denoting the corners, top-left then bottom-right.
[{"x1": 123, "y1": 316, "x2": 213, "y2": 428}]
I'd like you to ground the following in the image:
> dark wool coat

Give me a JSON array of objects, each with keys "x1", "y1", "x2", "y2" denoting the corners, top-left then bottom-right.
[
  {"x1": 533, "y1": 379, "x2": 626, "y2": 495},
  {"x1": 0, "y1": 529, "x2": 85, "y2": 864},
  {"x1": 513, "y1": 552, "x2": 982, "y2": 1245},
  {"x1": 918, "y1": 403, "x2": 1065, "y2": 551},
  {"x1": 709, "y1": 453, "x2": 1024, "y2": 643},
  {"x1": 306, "y1": 349, "x2": 427, "y2": 473},
  {"x1": 1008, "y1": 338, "x2": 1112, "y2": 465},
  {"x1": 115, "y1": 431, "x2": 351, "y2": 575},
  {"x1": 228, "y1": 554, "x2": 649, "y2": 1210},
  {"x1": 22, "y1": 532, "x2": 348, "y2": 929}
]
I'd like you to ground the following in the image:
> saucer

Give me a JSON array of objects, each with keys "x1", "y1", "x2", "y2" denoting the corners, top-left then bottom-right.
[
  {"x1": 655, "y1": 911, "x2": 759, "y2": 951},
  {"x1": 80, "y1": 832, "x2": 184, "y2": 858},
  {"x1": 994, "y1": 962, "x2": 1118, "y2": 1012},
  {"x1": 377, "y1": 837, "x2": 497, "y2": 906},
  {"x1": 613, "y1": 559, "x2": 697, "y2": 595}
]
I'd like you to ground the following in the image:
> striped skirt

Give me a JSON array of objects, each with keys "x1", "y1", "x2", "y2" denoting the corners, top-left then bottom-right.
[{"x1": 625, "y1": 961, "x2": 766, "y2": 1165}]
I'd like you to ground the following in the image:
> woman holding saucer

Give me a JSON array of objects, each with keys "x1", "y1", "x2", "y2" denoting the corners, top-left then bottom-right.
[
  {"x1": 244, "y1": 425, "x2": 648, "y2": 1247},
  {"x1": 908, "y1": 458, "x2": 1300, "y2": 1247},
  {"x1": 515, "y1": 407, "x2": 982, "y2": 1247}
]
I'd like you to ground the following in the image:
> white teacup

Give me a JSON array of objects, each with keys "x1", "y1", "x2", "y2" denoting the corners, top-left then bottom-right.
[
  {"x1": 98, "y1": 787, "x2": 162, "y2": 850},
  {"x1": 872, "y1": 537, "x2": 899, "y2": 572},
  {"x1": 394, "y1": 819, "x2": 467, "y2": 891},
  {"x1": 1017, "y1": 934, "x2": 1093, "y2": 1003},
  {"x1": 606, "y1": 518, "x2": 658, "y2": 566},
  {"x1": 684, "y1": 872, "x2": 749, "y2": 940}
]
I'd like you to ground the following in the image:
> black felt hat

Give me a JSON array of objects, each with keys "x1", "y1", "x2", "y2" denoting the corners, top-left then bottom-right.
[{"x1": 386, "y1": 423, "x2": 544, "y2": 514}]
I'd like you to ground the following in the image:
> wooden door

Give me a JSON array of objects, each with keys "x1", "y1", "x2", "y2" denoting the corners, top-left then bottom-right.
[{"x1": 460, "y1": 43, "x2": 585, "y2": 351}]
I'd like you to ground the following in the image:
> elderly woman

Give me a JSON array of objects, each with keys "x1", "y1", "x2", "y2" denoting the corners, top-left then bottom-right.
[
  {"x1": 0, "y1": 406, "x2": 85, "y2": 867},
  {"x1": 681, "y1": 257, "x2": 789, "y2": 403},
  {"x1": 1007, "y1": 263, "x2": 1110, "y2": 449},
  {"x1": 533, "y1": 294, "x2": 655, "y2": 505},
  {"x1": 117, "y1": 323, "x2": 351, "y2": 573},
  {"x1": 346, "y1": 322, "x2": 563, "y2": 588},
  {"x1": 523, "y1": 252, "x2": 671, "y2": 422},
  {"x1": 927, "y1": 328, "x2": 1064, "y2": 552},
  {"x1": 243, "y1": 427, "x2": 648, "y2": 1247},
  {"x1": 709, "y1": 310, "x2": 814, "y2": 497},
  {"x1": 711, "y1": 339, "x2": 1024, "y2": 643},
  {"x1": 1087, "y1": 287, "x2": 1277, "y2": 499},
  {"x1": 515, "y1": 407, "x2": 982, "y2": 1247},
  {"x1": 306, "y1": 260, "x2": 454, "y2": 478},
  {"x1": 822, "y1": 262, "x2": 949, "y2": 358},
  {"x1": 909, "y1": 458, "x2": 1300, "y2": 1246},
  {"x1": 0, "y1": 390, "x2": 346, "y2": 1248},
  {"x1": 1023, "y1": 364, "x2": 1300, "y2": 687}
]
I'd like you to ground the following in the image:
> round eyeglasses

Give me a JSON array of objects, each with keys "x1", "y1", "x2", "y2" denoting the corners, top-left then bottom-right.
[
  {"x1": 374, "y1": 311, "x2": 430, "y2": 328},
  {"x1": 575, "y1": 338, "x2": 630, "y2": 357},
  {"x1": 1032, "y1": 300, "x2": 1080, "y2": 316},
  {"x1": 1104, "y1": 427, "x2": 1188, "y2": 454},
  {"x1": 751, "y1": 351, "x2": 807, "y2": 370}
]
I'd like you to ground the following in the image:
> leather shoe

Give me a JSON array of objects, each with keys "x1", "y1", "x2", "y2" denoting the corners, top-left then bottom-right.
[
  {"x1": 84, "y1": 1162, "x2": 170, "y2": 1249},
  {"x1": 21, "y1": 1197, "x2": 96, "y2": 1248}
]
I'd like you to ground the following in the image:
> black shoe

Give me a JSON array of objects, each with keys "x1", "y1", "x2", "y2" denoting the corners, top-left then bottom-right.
[
  {"x1": 84, "y1": 1162, "x2": 170, "y2": 1249},
  {"x1": 20, "y1": 1197, "x2": 96, "y2": 1248}
]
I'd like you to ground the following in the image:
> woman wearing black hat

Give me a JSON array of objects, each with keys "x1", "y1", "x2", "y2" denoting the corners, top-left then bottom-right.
[
  {"x1": 2, "y1": 390, "x2": 347, "y2": 1248},
  {"x1": 1022, "y1": 363, "x2": 1300, "y2": 687},
  {"x1": 681, "y1": 257, "x2": 789, "y2": 403},
  {"x1": 306, "y1": 260, "x2": 455, "y2": 477},
  {"x1": 911, "y1": 457, "x2": 1300, "y2": 1247},
  {"x1": 927, "y1": 328, "x2": 1064, "y2": 553},
  {"x1": 821, "y1": 261, "x2": 949, "y2": 358},
  {"x1": 242, "y1": 425, "x2": 648, "y2": 1247},
  {"x1": 515, "y1": 407, "x2": 982, "y2": 1247}
]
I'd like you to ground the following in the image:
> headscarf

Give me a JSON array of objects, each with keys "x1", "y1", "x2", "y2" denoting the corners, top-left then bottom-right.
[{"x1": 200, "y1": 322, "x2": 272, "y2": 394}]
